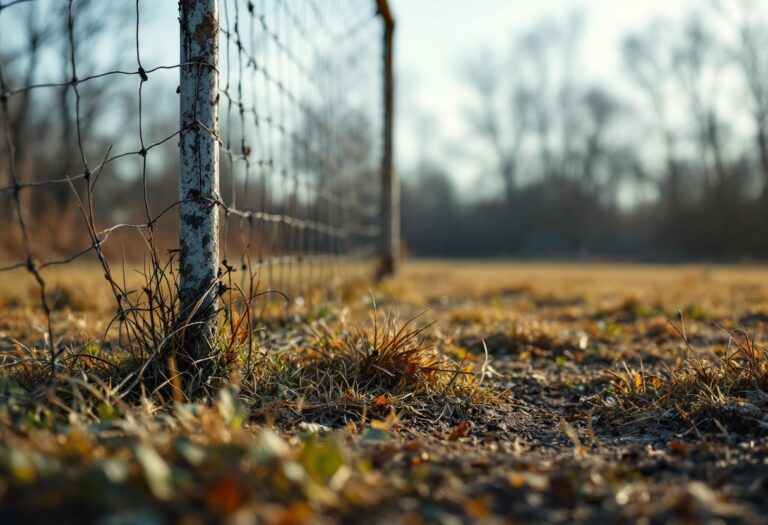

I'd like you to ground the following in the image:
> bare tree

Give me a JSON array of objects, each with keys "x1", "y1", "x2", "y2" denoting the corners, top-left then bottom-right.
[
  {"x1": 672, "y1": 16, "x2": 731, "y2": 193},
  {"x1": 713, "y1": 0, "x2": 768, "y2": 198},
  {"x1": 53, "y1": 0, "x2": 133, "y2": 212},
  {"x1": 0, "y1": 2, "x2": 56, "y2": 220},
  {"x1": 623, "y1": 25, "x2": 686, "y2": 210},
  {"x1": 463, "y1": 52, "x2": 530, "y2": 201},
  {"x1": 461, "y1": 15, "x2": 628, "y2": 254}
]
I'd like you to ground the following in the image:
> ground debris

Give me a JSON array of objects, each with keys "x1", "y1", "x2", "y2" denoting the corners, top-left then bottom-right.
[{"x1": 2, "y1": 262, "x2": 768, "y2": 523}]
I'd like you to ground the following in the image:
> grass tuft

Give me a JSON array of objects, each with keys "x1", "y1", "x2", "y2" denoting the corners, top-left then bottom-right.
[
  {"x1": 237, "y1": 308, "x2": 484, "y2": 428},
  {"x1": 596, "y1": 325, "x2": 768, "y2": 432},
  {"x1": 310, "y1": 311, "x2": 444, "y2": 393}
]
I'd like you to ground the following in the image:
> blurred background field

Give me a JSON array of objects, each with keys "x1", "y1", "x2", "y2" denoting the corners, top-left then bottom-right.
[{"x1": 5, "y1": 260, "x2": 768, "y2": 347}]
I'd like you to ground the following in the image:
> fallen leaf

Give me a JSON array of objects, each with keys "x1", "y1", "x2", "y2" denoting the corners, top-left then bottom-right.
[
  {"x1": 447, "y1": 421, "x2": 472, "y2": 441},
  {"x1": 464, "y1": 494, "x2": 493, "y2": 518},
  {"x1": 372, "y1": 394, "x2": 388, "y2": 407},
  {"x1": 205, "y1": 475, "x2": 244, "y2": 514}
]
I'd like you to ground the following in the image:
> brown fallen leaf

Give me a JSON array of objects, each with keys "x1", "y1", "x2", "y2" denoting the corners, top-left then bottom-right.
[
  {"x1": 372, "y1": 394, "x2": 388, "y2": 407},
  {"x1": 447, "y1": 420, "x2": 472, "y2": 441},
  {"x1": 669, "y1": 439, "x2": 690, "y2": 456},
  {"x1": 403, "y1": 440, "x2": 423, "y2": 452},
  {"x1": 205, "y1": 474, "x2": 245, "y2": 514},
  {"x1": 464, "y1": 494, "x2": 493, "y2": 519}
]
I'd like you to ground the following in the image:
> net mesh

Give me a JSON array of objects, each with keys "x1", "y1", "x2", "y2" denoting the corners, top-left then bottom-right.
[
  {"x1": 218, "y1": 0, "x2": 383, "y2": 302},
  {"x1": 0, "y1": 0, "x2": 385, "y2": 360}
]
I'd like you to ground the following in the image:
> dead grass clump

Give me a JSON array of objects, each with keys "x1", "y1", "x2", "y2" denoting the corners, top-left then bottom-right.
[
  {"x1": 593, "y1": 295, "x2": 663, "y2": 322},
  {"x1": 461, "y1": 318, "x2": 570, "y2": 357},
  {"x1": 238, "y1": 309, "x2": 485, "y2": 427},
  {"x1": 596, "y1": 328, "x2": 768, "y2": 432},
  {"x1": 311, "y1": 312, "x2": 444, "y2": 393},
  {"x1": 507, "y1": 320, "x2": 561, "y2": 351},
  {"x1": 299, "y1": 310, "x2": 482, "y2": 408},
  {"x1": 0, "y1": 251, "x2": 266, "y2": 403}
]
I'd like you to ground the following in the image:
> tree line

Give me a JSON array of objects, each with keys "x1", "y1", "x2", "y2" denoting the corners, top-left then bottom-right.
[{"x1": 402, "y1": 1, "x2": 768, "y2": 261}]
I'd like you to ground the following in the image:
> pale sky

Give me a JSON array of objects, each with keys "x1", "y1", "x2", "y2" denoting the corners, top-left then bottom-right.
[
  {"x1": 5, "y1": 0, "x2": 767, "y2": 198},
  {"x1": 390, "y1": 0, "x2": 768, "y2": 193},
  {"x1": 127, "y1": 0, "x2": 768, "y2": 198}
]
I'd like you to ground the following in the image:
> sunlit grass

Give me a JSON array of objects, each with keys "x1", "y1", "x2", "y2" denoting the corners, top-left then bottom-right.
[{"x1": 596, "y1": 326, "x2": 768, "y2": 432}]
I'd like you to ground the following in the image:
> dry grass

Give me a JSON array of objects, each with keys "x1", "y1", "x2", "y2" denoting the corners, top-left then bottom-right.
[
  {"x1": 1, "y1": 260, "x2": 482, "y2": 428},
  {"x1": 309, "y1": 311, "x2": 449, "y2": 392},
  {"x1": 3, "y1": 261, "x2": 768, "y2": 523},
  {"x1": 235, "y1": 308, "x2": 485, "y2": 432},
  {"x1": 388, "y1": 260, "x2": 768, "y2": 314},
  {"x1": 597, "y1": 326, "x2": 768, "y2": 432}
]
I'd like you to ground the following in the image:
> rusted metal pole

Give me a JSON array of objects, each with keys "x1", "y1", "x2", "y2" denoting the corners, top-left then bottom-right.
[
  {"x1": 178, "y1": 0, "x2": 220, "y2": 356},
  {"x1": 377, "y1": 1, "x2": 398, "y2": 277}
]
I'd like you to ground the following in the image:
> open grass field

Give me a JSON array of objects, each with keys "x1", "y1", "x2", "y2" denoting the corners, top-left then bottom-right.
[{"x1": 1, "y1": 261, "x2": 768, "y2": 524}]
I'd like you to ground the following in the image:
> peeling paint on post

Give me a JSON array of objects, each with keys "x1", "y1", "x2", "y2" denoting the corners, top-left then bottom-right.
[{"x1": 179, "y1": 0, "x2": 220, "y2": 357}]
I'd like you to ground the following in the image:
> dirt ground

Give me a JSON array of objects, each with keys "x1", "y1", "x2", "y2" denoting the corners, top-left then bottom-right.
[{"x1": 1, "y1": 261, "x2": 768, "y2": 524}]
